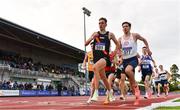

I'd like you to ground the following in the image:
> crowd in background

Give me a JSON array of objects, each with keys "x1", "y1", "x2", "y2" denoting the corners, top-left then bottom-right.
[
  {"x1": 0, "y1": 80, "x2": 54, "y2": 90},
  {"x1": 0, "y1": 80, "x2": 81, "y2": 96},
  {"x1": 0, "y1": 52, "x2": 86, "y2": 96},
  {"x1": 0, "y1": 54, "x2": 75, "y2": 75}
]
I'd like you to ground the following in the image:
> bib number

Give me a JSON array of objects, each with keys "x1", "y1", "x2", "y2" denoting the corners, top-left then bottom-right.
[
  {"x1": 123, "y1": 47, "x2": 132, "y2": 55},
  {"x1": 160, "y1": 75, "x2": 167, "y2": 80},
  {"x1": 95, "y1": 43, "x2": 105, "y2": 50},
  {"x1": 142, "y1": 65, "x2": 149, "y2": 69}
]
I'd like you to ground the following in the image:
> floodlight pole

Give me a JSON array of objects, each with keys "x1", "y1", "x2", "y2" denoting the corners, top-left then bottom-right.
[{"x1": 82, "y1": 7, "x2": 91, "y2": 96}]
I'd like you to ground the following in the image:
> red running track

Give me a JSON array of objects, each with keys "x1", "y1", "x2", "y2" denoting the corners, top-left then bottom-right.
[{"x1": 0, "y1": 93, "x2": 179, "y2": 110}]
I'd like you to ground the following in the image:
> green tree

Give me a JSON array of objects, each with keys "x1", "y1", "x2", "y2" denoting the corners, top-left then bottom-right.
[{"x1": 170, "y1": 64, "x2": 180, "y2": 87}]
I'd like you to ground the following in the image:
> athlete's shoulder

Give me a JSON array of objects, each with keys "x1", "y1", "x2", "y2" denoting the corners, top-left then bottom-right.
[
  {"x1": 91, "y1": 32, "x2": 99, "y2": 39},
  {"x1": 165, "y1": 70, "x2": 169, "y2": 73},
  {"x1": 118, "y1": 35, "x2": 123, "y2": 41},
  {"x1": 92, "y1": 32, "x2": 99, "y2": 36},
  {"x1": 131, "y1": 32, "x2": 139, "y2": 35},
  {"x1": 131, "y1": 33, "x2": 140, "y2": 37},
  {"x1": 148, "y1": 55, "x2": 153, "y2": 59},
  {"x1": 140, "y1": 55, "x2": 145, "y2": 59},
  {"x1": 108, "y1": 32, "x2": 116, "y2": 39},
  {"x1": 109, "y1": 32, "x2": 115, "y2": 36}
]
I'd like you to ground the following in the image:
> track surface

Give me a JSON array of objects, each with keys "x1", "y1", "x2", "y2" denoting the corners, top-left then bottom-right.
[{"x1": 0, "y1": 93, "x2": 179, "y2": 110}]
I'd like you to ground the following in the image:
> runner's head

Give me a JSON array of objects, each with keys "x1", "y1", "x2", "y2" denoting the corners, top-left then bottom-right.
[
  {"x1": 159, "y1": 65, "x2": 163, "y2": 70},
  {"x1": 122, "y1": 21, "x2": 131, "y2": 34},
  {"x1": 155, "y1": 68, "x2": 159, "y2": 73},
  {"x1": 142, "y1": 46, "x2": 148, "y2": 55},
  {"x1": 99, "y1": 17, "x2": 107, "y2": 31}
]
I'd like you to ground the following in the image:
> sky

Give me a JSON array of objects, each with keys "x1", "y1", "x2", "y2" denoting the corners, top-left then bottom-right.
[{"x1": 0, "y1": 0, "x2": 179, "y2": 81}]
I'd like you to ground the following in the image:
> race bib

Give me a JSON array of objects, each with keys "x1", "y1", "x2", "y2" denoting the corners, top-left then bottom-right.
[
  {"x1": 122, "y1": 47, "x2": 132, "y2": 55},
  {"x1": 160, "y1": 75, "x2": 167, "y2": 80},
  {"x1": 154, "y1": 78, "x2": 160, "y2": 82},
  {"x1": 142, "y1": 65, "x2": 149, "y2": 69},
  {"x1": 95, "y1": 43, "x2": 105, "y2": 50}
]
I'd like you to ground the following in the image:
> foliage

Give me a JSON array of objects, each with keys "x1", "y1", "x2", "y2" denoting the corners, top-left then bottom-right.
[{"x1": 169, "y1": 64, "x2": 180, "y2": 91}]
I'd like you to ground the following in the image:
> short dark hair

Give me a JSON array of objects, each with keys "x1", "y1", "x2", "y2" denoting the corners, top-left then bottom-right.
[
  {"x1": 159, "y1": 65, "x2": 163, "y2": 67},
  {"x1": 99, "y1": 17, "x2": 107, "y2": 23},
  {"x1": 122, "y1": 21, "x2": 131, "y2": 27}
]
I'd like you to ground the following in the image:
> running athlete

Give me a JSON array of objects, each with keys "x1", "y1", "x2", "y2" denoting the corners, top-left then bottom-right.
[
  {"x1": 105, "y1": 51, "x2": 118, "y2": 101},
  {"x1": 138, "y1": 46, "x2": 157, "y2": 99},
  {"x1": 153, "y1": 68, "x2": 161, "y2": 97},
  {"x1": 116, "y1": 52, "x2": 139, "y2": 101},
  {"x1": 113, "y1": 51, "x2": 128, "y2": 101},
  {"x1": 159, "y1": 65, "x2": 171, "y2": 97},
  {"x1": 85, "y1": 17, "x2": 120, "y2": 104},
  {"x1": 118, "y1": 21, "x2": 152, "y2": 105},
  {"x1": 115, "y1": 55, "x2": 127, "y2": 101},
  {"x1": 82, "y1": 42, "x2": 95, "y2": 103}
]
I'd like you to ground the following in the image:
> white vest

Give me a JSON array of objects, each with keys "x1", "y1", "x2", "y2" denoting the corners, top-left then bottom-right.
[
  {"x1": 159, "y1": 70, "x2": 168, "y2": 80},
  {"x1": 121, "y1": 34, "x2": 137, "y2": 59}
]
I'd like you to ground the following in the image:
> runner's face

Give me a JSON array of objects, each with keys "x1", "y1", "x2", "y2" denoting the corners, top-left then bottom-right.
[
  {"x1": 159, "y1": 65, "x2": 163, "y2": 70},
  {"x1": 122, "y1": 23, "x2": 130, "y2": 34},
  {"x1": 142, "y1": 48, "x2": 146, "y2": 54},
  {"x1": 155, "y1": 69, "x2": 158, "y2": 73},
  {"x1": 99, "y1": 20, "x2": 107, "y2": 31}
]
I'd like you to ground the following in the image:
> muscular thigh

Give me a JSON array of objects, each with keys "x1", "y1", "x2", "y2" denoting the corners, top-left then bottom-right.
[
  {"x1": 145, "y1": 75, "x2": 151, "y2": 81},
  {"x1": 125, "y1": 65, "x2": 134, "y2": 77},
  {"x1": 93, "y1": 58, "x2": 106, "y2": 71}
]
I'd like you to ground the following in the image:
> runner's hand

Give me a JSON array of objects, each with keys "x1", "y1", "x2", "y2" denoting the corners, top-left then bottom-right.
[{"x1": 81, "y1": 64, "x2": 86, "y2": 70}]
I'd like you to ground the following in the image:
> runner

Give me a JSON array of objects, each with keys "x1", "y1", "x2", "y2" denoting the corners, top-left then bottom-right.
[
  {"x1": 82, "y1": 42, "x2": 95, "y2": 103},
  {"x1": 105, "y1": 50, "x2": 118, "y2": 101},
  {"x1": 159, "y1": 65, "x2": 171, "y2": 97},
  {"x1": 114, "y1": 53, "x2": 128, "y2": 101},
  {"x1": 85, "y1": 17, "x2": 120, "y2": 104},
  {"x1": 138, "y1": 46, "x2": 157, "y2": 99},
  {"x1": 153, "y1": 68, "x2": 161, "y2": 97},
  {"x1": 118, "y1": 21, "x2": 152, "y2": 105}
]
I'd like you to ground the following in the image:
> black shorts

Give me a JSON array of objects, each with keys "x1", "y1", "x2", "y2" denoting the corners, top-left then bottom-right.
[
  {"x1": 88, "y1": 71, "x2": 94, "y2": 82},
  {"x1": 115, "y1": 71, "x2": 121, "y2": 79},
  {"x1": 93, "y1": 55, "x2": 111, "y2": 67},
  {"x1": 122, "y1": 56, "x2": 138, "y2": 76},
  {"x1": 160, "y1": 80, "x2": 168, "y2": 87},
  {"x1": 155, "y1": 80, "x2": 161, "y2": 86},
  {"x1": 115, "y1": 66, "x2": 123, "y2": 79},
  {"x1": 141, "y1": 71, "x2": 152, "y2": 82}
]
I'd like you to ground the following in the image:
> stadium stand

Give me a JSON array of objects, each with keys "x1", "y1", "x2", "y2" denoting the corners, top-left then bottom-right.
[{"x1": 0, "y1": 17, "x2": 86, "y2": 96}]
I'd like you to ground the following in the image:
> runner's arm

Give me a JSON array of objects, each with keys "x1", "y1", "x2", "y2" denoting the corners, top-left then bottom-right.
[
  {"x1": 117, "y1": 37, "x2": 123, "y2": 64},
  {"x1": 135, "y1": 33, "x2": 152, "y2": 55},
  {"x1": 166, "y1": 70, "x2": 171, "y2": 81},
  {"x1": 85, "y1": 32, "x2": 98, "y2": 46},
  {"x1": 151, "y1": 57, "x2": 157, "y2": 68},
  {"x1": 110, "y1": 32, "x2": 121, "y2": 55},
  {"x1": 82, "y1": 53, "x2": 88, "y2": 69}
]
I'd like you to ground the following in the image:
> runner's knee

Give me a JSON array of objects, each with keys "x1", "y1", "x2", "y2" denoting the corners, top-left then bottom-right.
[
  {"x1": 125, "y1": 66, "x2": 134, "y2": 74},
  {"x1": 92, "y1": 65, "x2": 98, "y2": 73}
]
